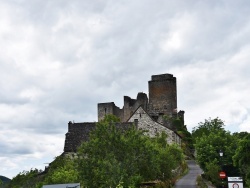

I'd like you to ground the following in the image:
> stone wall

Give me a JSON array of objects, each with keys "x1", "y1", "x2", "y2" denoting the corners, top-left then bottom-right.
[
  {"x1": 123, "y1": 92, "x2": 148, "y2": 122},
  {"x1": 127, "y1": 106, "x2": 179, "y2": 145},
  {"x1": 97, "y1": 102, "x2": 123, "y2": 122},
  {"x1": 64, "y1": 121, "x2": 135, "y2": 153},
  {"x1": 64, "y1": 121, "x2": 96, "y2": 152},
  {"x1": 98, "y1": 92, "x2": 148, "y2": 122}
]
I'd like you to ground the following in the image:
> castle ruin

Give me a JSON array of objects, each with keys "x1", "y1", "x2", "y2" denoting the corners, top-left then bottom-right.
[
  {"x1": 98, "y1": 73, "x2": 183, "y2": 124},
  {"x1": 63, "y1": 73, "x2": 184, "y2": 153}
]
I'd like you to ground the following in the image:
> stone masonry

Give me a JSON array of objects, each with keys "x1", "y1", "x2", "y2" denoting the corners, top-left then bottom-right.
[
  {"x1": 63, "y1": 73, "x2": 184, "y2": 153},
  {"x1": 98, "y1": 73, "x2": 182, "y2": 124},
  {"x1": 127, "y1": 106, "x2": 181, "y2": 145}
]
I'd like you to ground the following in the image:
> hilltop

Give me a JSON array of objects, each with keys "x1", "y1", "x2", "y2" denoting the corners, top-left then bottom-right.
[{"x1": 0, "y1": 175, "x2": 11, "y2": 183}]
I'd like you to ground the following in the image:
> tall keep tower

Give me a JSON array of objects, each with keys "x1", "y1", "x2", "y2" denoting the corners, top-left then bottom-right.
[{"x1": 148, "y1": 74, "x2": 177, "y2": 118}]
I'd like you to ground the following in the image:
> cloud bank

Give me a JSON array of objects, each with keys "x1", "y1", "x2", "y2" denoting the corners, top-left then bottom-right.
[{"x1": 1, "y1": 0, "x2": 250, "y2": 178}]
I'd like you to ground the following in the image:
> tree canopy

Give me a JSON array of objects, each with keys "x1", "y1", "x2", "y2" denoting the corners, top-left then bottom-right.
[
  {"x1": 233, "y1": 134, "x2": 250, "y2": 186},
  {"x1": 7, "y1": 114, "x2": 186, "y2": 188},
  {"x1": 76, "y1": 114, "x2": 185, "y2": 187},
  {"x1": 192, "y1": 117, "x2": 225, "y2": 141},
  {"x1": 193, "y1": 117, "x2": 250, "y2": 187}
]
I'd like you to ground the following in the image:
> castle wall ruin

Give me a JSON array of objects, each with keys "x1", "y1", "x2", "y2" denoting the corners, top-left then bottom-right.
[
  {"x1": 97, "y1": 73, "x2": 180, "y2": 124},
  {"x1": 64, "y1": 73, "x2": 184, "y2": 153}
]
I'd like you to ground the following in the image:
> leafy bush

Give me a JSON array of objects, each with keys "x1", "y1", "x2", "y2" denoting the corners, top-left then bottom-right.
[
  {"x1": 42, "y1": 156, "x2": 79, "y2": 185},
  {"x1": 7, "y1": 115, "x2": 185, "y2": 188},
  {"x1": 76, "y1": 115, "x2": 184, "y2": 187},
  {"x1": 196, "y1": 175, "x2": 207, "y2": 188},
  {"x1": 7, "y1": 169, "x2": 42, "y2": 188}
]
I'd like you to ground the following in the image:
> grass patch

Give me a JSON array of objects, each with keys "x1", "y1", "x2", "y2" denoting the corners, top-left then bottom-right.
[{"x1": 196, "y1": 175, "x2": 208, "y2": 188}]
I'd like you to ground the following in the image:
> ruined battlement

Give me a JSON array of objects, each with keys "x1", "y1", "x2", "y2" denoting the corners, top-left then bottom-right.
[
  {"x1": 63, "y1": 73, "x2": 184, "y2": 153},
  {"x1": 64, "y1": 121, "x2": 96, "y2": 152},
  {"x1": 64, "y1": 121, "x2": 136, "y2": 153},
  {"x1": 97, "y1": 73, "x2": 178, "y2": 123},
  {"x1": 151, "y1": 73, "x2": 176, "y2": 81},
  {"x1": 98, "y1": 92, "x2": 148, "y2": 122},
  {"x1": 97, "y1": 102, "x2": 123, "y2": 122}
]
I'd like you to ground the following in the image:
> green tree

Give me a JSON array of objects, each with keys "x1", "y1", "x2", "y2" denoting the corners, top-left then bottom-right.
[
  {"x1": 42, "y1": 156, "x2": 79, "y2": 186},
  {"x1": 8, "y1": 168, "x2": 42, "y2": 188},
  {"x1": 100, "y1": 114, "x2": 121, "y2": 123},
  {"x1": 192, "y1": 117, "x2": 225, "y2": 142},
  {"x1": 232, "y1": 131, "x2": 249, "y2": 140},
  {"x1": 8, "y1": 157, "x2": 80, "y2": 188},
  {"x1": 7, "y1": 114, "x2": 185, "y2": 188},
  {"x1": 76, "y1": 115, "x2": 184, "y2": 187},
  {"x1": 233, "y1": 134, "x2": 250, "y2": 187},
  {"x1": 195, "y1": 130, "x2": 234, "y2": 170},
  {"x1": 194, "y1": 118, "x2": 241, "y2": 186},
  {"x1": 204, "y1": 159, "x2": 221, "y2": 186},
  {"x1": 165, "y1": 116, "x2": 194, "y2": 157}
]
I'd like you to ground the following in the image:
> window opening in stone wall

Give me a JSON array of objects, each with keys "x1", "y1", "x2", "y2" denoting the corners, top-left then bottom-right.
[
  {"x1": 152, "y1": 116, "x2": 158, "y2": 121},
  {"x1": 105, "y1": 108, "x2": 107, "y2": 115},
  {"x1": 134, "y1": 119, "x2": 138, "y2": 126}
]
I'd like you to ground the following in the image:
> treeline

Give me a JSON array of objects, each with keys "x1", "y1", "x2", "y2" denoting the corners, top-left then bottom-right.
[
  {"x1": 192, "y1": 117, "x2": 250, "y2": 187},
  {"x1": 7, "y1": 115, "x2": 186, "y2": 188}
]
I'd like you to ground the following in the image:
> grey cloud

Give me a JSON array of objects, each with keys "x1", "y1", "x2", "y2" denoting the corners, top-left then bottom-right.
[
  {"x1": 0, "y1": 142, "x2": 33, "y2": 155},
  {"x1": 0, "y1": 93, "x2": 29, "y2": 105},
  {"x1": 1, "y1": 0, "x2": 250, "y2": 178}
]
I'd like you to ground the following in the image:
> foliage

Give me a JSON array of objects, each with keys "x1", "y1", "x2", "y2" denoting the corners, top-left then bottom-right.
[
  {"x1": 100, "y1": 113, "x2": 121, "y2": 123},
  {"x1": 196, "y1": 175, "x2": 207, "y2": 188},
  {"x1": 164, "y1": 115, "x2": 194, "y2": 157},
  {"x1": 42, "y1": 156, "x2": 79, "y2": 186},
  {"x1": 7, "y1": 114, "x2": 185, "y2": 187},
  {"x1": 7, "y1": 168, "x2": 42, "y2": 188},
  {"x1": 0, "y1": 177, "x2": 9, "y2": 188},
  {"x1": 194, "y1": 118, "x2": 229, "y2": 168},
  {"x1": 232, "y1": 131, "x2": 249, "y2": 140},
  {"x1": 0, "y1": 175, "x2": 11, "y2": 184},
  {"x1": 7, "y1": 156, "x2": 80, "y2": 188},
  {"x1": 233, "y1": 134, "x2": 250, "y2": 187},
  {"x1": 172, "y1": 118, "x2": 184, "y2": 131},
  {"x1": 204, "y1": 159, "x2": 220, "y2": 186},
  {"x1": 195, "y1": 129, "x2": 235, "y2": 170},
  {"x1": 192, "y1": 117, "x2": 225, "y2": 142},
  {"x1": 193, "y1": 117, "x2": 250, "y2": 187},
  {"x1": 76, "y1": 115, "x2": 185, "y2": 188}
]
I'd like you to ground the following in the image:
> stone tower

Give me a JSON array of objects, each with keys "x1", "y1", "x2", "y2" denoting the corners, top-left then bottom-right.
[
  {"x1": 148, "y1": 74, "x2": 177, "y2": 118},
  {"x1": 97, "y1": 102, "x2": 123, "y2": 121},
  {"x1": 98, "y1": 73, "x2": 179, "y2": 123}
]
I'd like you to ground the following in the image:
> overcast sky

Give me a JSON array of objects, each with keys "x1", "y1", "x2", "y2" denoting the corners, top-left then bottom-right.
[{"x1": 1, "y1": 0, "x2": 250, "y2": 179}]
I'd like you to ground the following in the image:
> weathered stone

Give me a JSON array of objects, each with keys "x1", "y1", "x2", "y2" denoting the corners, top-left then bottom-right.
[{"x1": 63, "y1": 73, "x2": 184, "y2": 153}]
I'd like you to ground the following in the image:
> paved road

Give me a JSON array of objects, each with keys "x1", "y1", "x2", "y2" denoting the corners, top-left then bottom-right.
[{"x1": 175, "y1": 160, "x2": 203, "y2": 188}]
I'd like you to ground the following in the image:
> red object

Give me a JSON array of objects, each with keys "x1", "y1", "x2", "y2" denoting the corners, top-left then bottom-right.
[{"x1": 219, "y1": 171, "x2": 226, "y2": 179}]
